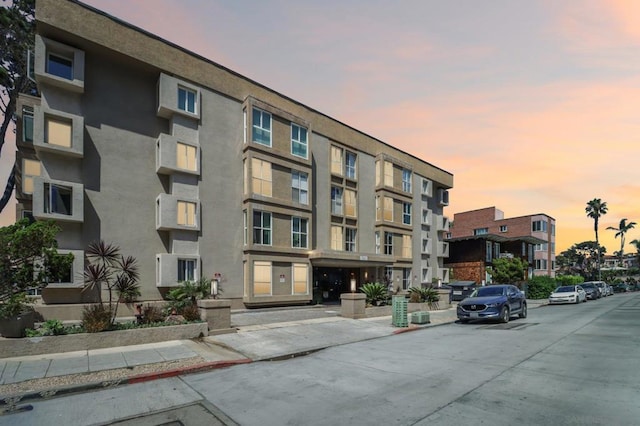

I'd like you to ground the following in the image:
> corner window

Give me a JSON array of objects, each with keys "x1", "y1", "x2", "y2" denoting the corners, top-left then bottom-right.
[
  {"x1": 291, "y1": 171, "x2": 308, "y2": 204},
  {"x1": 532, "y1": 220, "x2": 548, "y2": 232},
  {"x1": 253, "y1": 211, "x2": 272, "y2": 245},
  {"x1": 46, "y1": 53, "x2": 73, "y2": 80},
  {"x1": 331, "y1": 187, "x2": 343, "y2": 215},
  {"x1": 402, "y1": 202, "x2": 412, "y2": 225},
  {"x1": 176, "y1": 142, "x2": 197, "y2": 171},
  {"x1": 345, "y1": 151, "x2": 357, "y2": 179},
  {"x1": 177, "y1": 259, "x2": 197, "y2": 282},
  {"x1": 177, "y1": 86, "x2": 197, "y2": 114},
  {"x1": 44, "y1": 183, "x2": 72, "y2": 215},
  {"x1": 22, "y1": 106, "x2": 34, "y2": 142},
  {"x1": 177, "y1": 201, "x2": 197, "y2": 227},
  {"x1": 252, "y1": 108, "x2": 272, "y2": 147},
  {"x1": 45, "y1": 117, "x2": 72, "y2": 147},
  {"x1": 292, "y1": 217, "x2": 308, "y2": 248},
  {"x1": 291, "y1": 124, "x2": 308, "y2": 158}
]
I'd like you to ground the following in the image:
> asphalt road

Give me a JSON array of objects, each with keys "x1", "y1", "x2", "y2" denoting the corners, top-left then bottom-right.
[{"x1": 4, "y1": 293, "x2": 639, "y2": 426}]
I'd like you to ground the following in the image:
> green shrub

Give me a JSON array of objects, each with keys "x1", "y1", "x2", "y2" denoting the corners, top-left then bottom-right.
[
  {"x1": 82, "y1": 304, "x2": 112, "y2": 333},
  {"x1": 555, "y1": 275, "x2": 584, "y2": 286},
  {"x1": 408, "y1": 287, "x2": 440, "y2": 307},
  {"x1": 527, "y1": 276, "x2": 557, "y2": 299},
  {"x1": 359, "y1": 282, "x2": 389, "y2": 306}
]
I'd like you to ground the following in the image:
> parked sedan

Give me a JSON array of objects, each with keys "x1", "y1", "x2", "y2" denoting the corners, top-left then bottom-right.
[
  {"x1": 548, "y1": 285, "x2": 587, "y2": 304},
  {"x1": 581, "y1": 283, "x2": 600, "y2": 300},
  {"x1": 457, "y1": 284, "x2": 527, "y2": 324}
]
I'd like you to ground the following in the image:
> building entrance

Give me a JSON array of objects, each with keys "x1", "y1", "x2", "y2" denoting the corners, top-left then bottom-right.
[{"x1": 312, "y1": 267, "x2": 360, "y2": 303}]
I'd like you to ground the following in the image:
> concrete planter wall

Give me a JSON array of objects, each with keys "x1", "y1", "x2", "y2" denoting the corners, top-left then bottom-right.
[
  {"x1": 0, "y1": 311, "x2": 35, "y2": 338},
  {"x1": 0, "y1": 322, "x2": 208, "y2": 358}
]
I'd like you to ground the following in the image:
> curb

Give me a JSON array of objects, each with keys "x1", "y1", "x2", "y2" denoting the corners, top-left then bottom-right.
[{"x1": 0, "y1": 358, "x2": 252, "y2": 413}]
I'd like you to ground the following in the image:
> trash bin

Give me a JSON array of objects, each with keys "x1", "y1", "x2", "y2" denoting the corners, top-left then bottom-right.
[
  {"x1": 391, "y1": 295, "x2": 408, "y2": 327},
  {"x1": 449, "y1": 281, "x2": 477, "y2": 302}
]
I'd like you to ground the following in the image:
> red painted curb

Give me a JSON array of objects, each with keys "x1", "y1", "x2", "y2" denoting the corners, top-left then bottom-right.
[
  {"x1": 392, "y1": 326, "x2": 422, "y2": 334},
  {"x1": 126, "y1": 359, "x2": 252, "y2": 384}
]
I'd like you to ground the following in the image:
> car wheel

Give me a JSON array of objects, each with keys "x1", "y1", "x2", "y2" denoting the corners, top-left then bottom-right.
[
  {"x1": 519, "y1": 303, "x2": 527, "y2": 319},
  {"x1": 459, "y1": 319, "x2": 469, "y2": 324},
  {"x1": 500, "y1": 306, "x2": 510, "y2": 323},
  {"x1": 575, "y1": 297, "x2": 580, "y2": 304}
]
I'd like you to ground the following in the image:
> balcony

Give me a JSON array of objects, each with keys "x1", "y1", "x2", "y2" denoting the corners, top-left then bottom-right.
[
  {"x1": 156, "y1": 193, "x2": 200, "y2": 232},
  {"x1": 33, "y1": 106, "x2": 84, "y2": 158},
  {"x1": 437, "y1": 216, "x2": 451, "y2": 232},
  {"x1": 156, "y1": 134, "x2": 200, "y2": 176},
  {"x1": 437, "y1": 241, "x2": 449, "y2": 258},
  {"x1": 34, "y1": 35, "x2": 85, "y2": 93},
  {"x1": 157, "y1": 73, "x2": 200, "y2": 120},
  {"x1": 32, "y1": 178, "x2": 84, "y2": 223}
]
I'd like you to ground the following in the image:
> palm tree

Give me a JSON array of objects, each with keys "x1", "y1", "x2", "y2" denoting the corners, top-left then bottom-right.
[
  {"x1": 585, "y1": 199, "x2": 608, "y2": 280},
  {"x1": 607, "y1": 219, "x2": 637, "y2": 267},
  {"x1": 630, "y1": 239, "x2": 640, "y2": 266}
]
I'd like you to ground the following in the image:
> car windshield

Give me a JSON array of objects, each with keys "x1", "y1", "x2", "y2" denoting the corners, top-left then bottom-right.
[
  {"x1": 555, "y1": 286, "x2": 575, "y2": 293},
  {"x1": 582, "y1": 284, "x2": 595, "y2": 289},
  {"x1": 473, "y1": 286, "x2": 505, "y2": 297}
]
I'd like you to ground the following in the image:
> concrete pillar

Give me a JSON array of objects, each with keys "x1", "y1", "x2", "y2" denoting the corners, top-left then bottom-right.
[
  {"x1": 340, "y1": 293, "x2": 366, "y2": 319},
  {"x1": 197, "y1": 299, "x2": 235, "y2": 335}
]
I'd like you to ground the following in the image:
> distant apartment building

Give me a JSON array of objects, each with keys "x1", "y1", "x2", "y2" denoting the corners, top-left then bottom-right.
[
  {"x1": 445, "y1": 207, "x2": 555, "y2": 283},
  {"x1": 15, "y1": 0, "x2": 453, "y2": 308}
]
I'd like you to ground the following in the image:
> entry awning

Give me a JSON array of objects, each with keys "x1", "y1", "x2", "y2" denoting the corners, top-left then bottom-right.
[{"x1": 308, "y1": 250, "x2": 393, "y2": 267}]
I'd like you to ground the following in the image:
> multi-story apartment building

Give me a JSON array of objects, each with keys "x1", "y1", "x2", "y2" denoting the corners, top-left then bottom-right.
[
  {"x1": 446, "y1": 207, "x2": 556, "y2": 280},
  {"x1": 15, "y1": 0, "x2": 453, "y2": 308}
]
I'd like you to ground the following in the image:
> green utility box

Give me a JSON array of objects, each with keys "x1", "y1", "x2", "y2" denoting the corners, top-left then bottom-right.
[
  {"x1": 391, "y1": 296, "x2": 408, "y2": 327},
  {"x1": 411, "y1": 311, "x2": 430, "y2": 324}
]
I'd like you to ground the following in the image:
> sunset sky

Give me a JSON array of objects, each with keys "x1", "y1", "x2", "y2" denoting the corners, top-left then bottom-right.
[{"x1": 1, "y1": 0, "x2": 639, "y2": 255}]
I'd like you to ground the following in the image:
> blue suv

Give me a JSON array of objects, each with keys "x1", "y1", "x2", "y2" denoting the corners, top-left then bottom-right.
[{"x1": 457, "y1": 284, "x2": 527, "y2": 323}]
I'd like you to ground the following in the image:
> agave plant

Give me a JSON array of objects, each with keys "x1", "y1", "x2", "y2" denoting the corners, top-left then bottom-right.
[
  {"x1": 408, "y1": 286, "x2": 440, "y2": 309},
  {"x1": 359, "y1": 282, "x2": 389, "y2": 306}
]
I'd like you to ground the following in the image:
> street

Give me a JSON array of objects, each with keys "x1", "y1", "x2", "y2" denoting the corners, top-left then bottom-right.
[{"x1": 4, "y1": 293, "x2": 640, "y2": 426}]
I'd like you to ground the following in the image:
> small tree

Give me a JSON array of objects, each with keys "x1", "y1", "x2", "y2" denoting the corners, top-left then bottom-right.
[
  {"x1": 82, "y1": 240, "x2": 140, "y2": 326},
  {"x1": 0, "y1": 219, "x2": 72, "y2": 316},
  {"x1": 490, "y1": 257, "x2": 527, "y2": 284}
]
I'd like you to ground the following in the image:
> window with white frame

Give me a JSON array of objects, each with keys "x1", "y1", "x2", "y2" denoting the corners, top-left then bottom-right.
[
  {"x1": 253, "y1": 211, "x2": 272, "y2": 245},
  {"x1": 46, "y1": 52, "x2": 73, "y2": 80},
  {"x1": 474, "y1": 228, "x2": 488, "y2": 236},
  {"x1": 293, "y1": 264, "x2": 308, "y2": 294},
  {"x1": 384, "y1": 232, "x2": 393, "y2": 255},
  {"x1": 177, "y1": 259, "x2": 197, "y2": 282},
  {"x1": 331, "y1": 226, "x2": 343, "y2": 251},
  {"x1": 176, "y1": 142, "x2": 197, "y2": 171},
  {"x1": 292, "y1": 217, "x2": 308, "y2": 248},
  {"x1": 535, "y1": 243, "x2": 548, "y2": 251},
  {"x1": 422, "y1": 209, "x2": 430, "y2": 225},
  {"x1": 252, "y1": 108, "x2": 272, "y2": 146},
  {"x1": 291, "y1": 124, "x2": 308, "y2": 158},
  {"x1": 383, "y1": 196, "x2": 393, "y2": 221},
  {"x1": 22, "y1": 159, "x2": 41, "y2": 194},
  {"x1": 23, "y1": 106, "x2": 34, "y2": 142},
  {"x1": 45, "y1": 116, "x2": 72, "y2": 147},
  {"x1": 44, "y1": 183, "x2": 72, "y2": 215},
  {"x1": 344, "y1": 189, "x2": 356, "y2": 217},
  {"x1": 177, "y1": 86, "x2": 197, "y2": 114},
  {"x1": 291, "y1": 171, "x2": 308, "y2": 204},
  {"x1": 331, "y1": 186, "x2": 343, "y2": 215},
  {"x1": 402, "y1": 202, "x2": 411, "y2": 225},
  {"x1": 384, "y1": 266, "x2": 393, "y2": 284},
  {"x1": 330, "y1": 146, "x2": 343, "y2": 175},
  {"x1": 251, "y1": 158, "x2": 272, "y2": 197},
  {"x1": 532, "y1": 220, "x2": 548, "y2": 232},
  {"x1": 402, "y1": 268, "x2": 411, "y2": 290},
  {"x1": 243, "y1": 210, "x2": 247, "y2": 245},
  {"x1": 421, "y1": 178, "x2": 432, "y2": 196},
  {"x1": 402, "y1": 169, "x2": 411, "y2": 192},
  {"x1": 345, "y1": 151, "x2": 356, "y2": 179},
  {"x1": 177, "y1": 201, "x2": 197, "y2": 227},
  {"x1": 535, "y1": 259, "x2": 548, "y2": 270},
  {"x1": 375, "y1": 196, "x2": 381, "y2": 221},
  {"x1": 402, "y1": 235, "x2": 412, "y2": 258},
  {"x1": 254, "y1": 261, "x2": 272, "y2": 296},
  {"x1": 345, "y1": 228, "x2": 357, "y2": 252},
  {"x1": 499, "y1": 225, "x2": 508, "y2": 232},
  {"x1": 375, "y1": 231, "x2": 381, "y2": 254}
]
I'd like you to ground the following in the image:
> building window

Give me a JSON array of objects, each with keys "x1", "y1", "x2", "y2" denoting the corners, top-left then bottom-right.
[
  {"x1": 402, "y1": 169, "x2": 411, "y2": 192},
  {"x1": 402, "y1": 268, "x2": 411, "y2": 290},
  {"x1": 331, "y1": 226, "x2": 343, "y2": 251},
  {"x1": 177, "y1": 86, "x2": 197, "y2": 114},
  {"x1": 422, "y1": 209, "x2": 430, "y2": 225},
  {"x1": 251, "y1": 158, "x2": 272, "y2": 197},
  {"x1": 177, "y1": 259, "x2": 197, "y2": 282},
  {"x1": 345, "y1": 189, "x2": 357, "y2": 217},
  {"x1": 535, "y1": 243, "x2": 548, "y2": 251},
  {"x1": 345, "y1": 228, "x2": 357, "y2": 252},
  {"x1": 384, "y1": 266, "x2": 393, "y2": 283},
  {"x1": 254, "y1": 261, "x2": 272, "y2": 296},
  {"x1": 421, "y1": 178, "x2": 432, "y2": 196},
  {"x1": 291, "y1": 171, "x2": 308, "y2": 204},
  {"x1": 330, "y1": 146, "x2": 343, "y2": 176},
  {"x1": 486, "y1": 241, "x2": 492, "y2": 262},
  {"x1": 44, "y1": 183, "x2": 72, "y2": 215},
  {"x1": 331, "y1": 186, "x2": 343, "y2": 215},
  {"x1": 45, "y1": 117, "x2": 72, "y2": 147},
  {"x1": 292, "y1": 217, "x2": 308, "y2": 248},
  {"x1": 499, "y1": 225, "x2": 508, "y2": 232},
  {"x1": 253, "y1": 211, "x2": 272, "y2": 245},
  {"x1": 176, "y1": 142, "x2": 197, "y2": 171},
  {"x1": 438, "y1": 188, "x2": 449, "y2": 206},
  {"x1": 293, "y1": 264, "x2": 308, "y2": 295},
  {"x1": 177, "y1": 201, "x2": 197, "y2": 227},
  {"x1": 532, "y1": 220, "x2": 548, "y2": 232},
  {"x1": 494, "y1": 243, "x2": 500, "y2": 259},
  {"x1": 375, "y1": 231, "x2": 381, "y2": 254},
  {"x1": 384, "y1": 232, "x2": 393, "y2": 255},
  {"x1": 291, "y1": 124, "x2": 308, "y2": 158},
  {"x1": 243, "y1": 210, "x2": 247, "y2": 245},
  {"x1": 384, "y1": 161, "x2": 393, "y2": 187},
  {"x1": 551, "y1": 224, "x2": 556, "y2": 236},
  {"x1": 402, "y1": 235, "x2": 412, "y2": 258},
  {"x1": 22, "y1": 159, "x2": 41, "y2": 194},
  {"x1": 22, "y1": 210, "x2": 34, "y2": 221},
  {"x1": 345, "y1": 151, "x2": 357, "y2": 179},
  {"x1": 23, "y1": 106, "x2": 34, "y2": 142},
  {"x1": 402, "y1": 202, "x2": 412, "y2": 225},
  {"x1": 252, "y1": 108, "x2": 272, "y2": 147},
  {"x1": 474, "y1": 228, "x2": 488, "y2": 236},
  {"x1": 535, "y1": 259, "x2": 548, "y2": 270},
  {"x1": 46, "y1": 52, "x2": 73, "y2": 80},
  {"x1": 383, "y1": 196, "x2": 393, "y2": 221}
]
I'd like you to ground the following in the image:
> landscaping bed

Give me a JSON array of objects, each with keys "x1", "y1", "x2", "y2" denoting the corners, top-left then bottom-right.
[{"x1": 0, "y1": 322, "x2": 208, "y2": 358}]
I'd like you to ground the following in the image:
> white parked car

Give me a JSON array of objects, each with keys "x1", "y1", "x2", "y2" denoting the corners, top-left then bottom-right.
[{"x1": 548, "y1": 285, "x2": 587, "y2": 304}]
